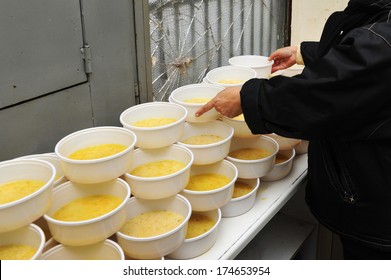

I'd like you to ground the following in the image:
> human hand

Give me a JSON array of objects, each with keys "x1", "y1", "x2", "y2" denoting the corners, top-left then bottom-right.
[
  {"x1": 195, "y1": 86, "x2": 242, "y2": 118},
  {"x1": 269, "y1": 46, "x2": 298, "y2": 73}
]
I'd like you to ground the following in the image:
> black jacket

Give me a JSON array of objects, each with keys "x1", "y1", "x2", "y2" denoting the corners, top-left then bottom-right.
[{"x1": 240, "y1": 10, "x2": 391, "y2": 248}]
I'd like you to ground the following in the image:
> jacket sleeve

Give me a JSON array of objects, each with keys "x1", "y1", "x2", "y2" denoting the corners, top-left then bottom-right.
[
  {"x1": 300, "y1": 42, "x2": 319, "y2": 64},
  {"x1": 240, "y1": 24, "x2": 391, "y2": 142}
]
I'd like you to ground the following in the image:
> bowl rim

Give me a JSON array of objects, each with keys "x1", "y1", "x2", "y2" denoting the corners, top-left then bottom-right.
[
  {"x1": 177, "y1": 121, "x2": 234, "y2": 149},
  {"x1": 227, "y1": 136, "x2": 279, "y2": 163},
  {"x1": 205, "y1": 66, "x2": 257, "y2": 87},
  {"x1": 0, "y1": 159, "x2": 56, "y2": 209},
  {"x1": 182, "y1": 160, "x2": 238, "y2": 195},
  {"x1": 43, "y1": 178, "x2": 131, "y2": 226},
  {"x1": 30, "y1": 223, "x2": 46, "y2": 260},
  {"x1": 116, "y1": 194, "x2": 192, "y2": 242},
  {"x1": 228, "y1": 55, "x2": 274, "y2": 68},
  {"x1": 184, "y1": 208, "x2": 222, "y2": 242},
  {"x1": 170, "y1": 83, "x2": 225, "y2": 107},
  {"x1": 229, "y1": 178, "x2": 260, "y2": 202},
  {"x1": 125, "y1": 144, "x2": 194, "y2": 181},
  {"x1": 119, "y1": 102, "x2": 188, "y2": 131},
  {"x1": 274, "y1": 148, "x2": 296, "y2": 167},
  {"x1": 54, "y1": 126, "x2": 137, "y2": 164}
]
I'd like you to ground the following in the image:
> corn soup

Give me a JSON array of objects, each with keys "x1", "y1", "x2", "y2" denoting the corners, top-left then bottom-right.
[
  {"x1": 0, "y1": 180, "x2": 45, "y2": 205},
  {"x1": 275, "y1": 152, "x2": 291, "y2": 164},
  {"x1": 52, "y1": 194, "x2": 122, "y2": 222},
  {"x1": 232, "y1": 181, "x2": 253, "y2": 198},
  {"x1": 132, "y1": 117, "x2": 177, "y2": 127},
  {"x1": 0, "y1": 244, "x2": 37, "y2": 260},
  {"x1": 185, "y1": 212, "x2": 216, "y2": 239},
  {"x1": 228, "y1": 148, "x2": 272, "y2": 160},
  {"x1": 233, "y1": 114, "x2": 245, "y2": 121},
  {"x1": 218, "y1": 79, "x2": 244, "y2": 84},
  {"x1": 130, "y1": 160, "x2": 186, "y2": 177},
  {"x1": 181, "y1": 134, "x2": 224, "y2": 145},
  {"x1": 186, "y1": 173, "x2": 231, "y2": 191},
  {"x1": 68, "y1": 144, "x2": 127, "y2": 160},
  {"x1": 120, "y1": 210, "x2": 184, "y2": 238},
  {"x1": 183, "y1": 97, "x2": 211, "y2": 104}
]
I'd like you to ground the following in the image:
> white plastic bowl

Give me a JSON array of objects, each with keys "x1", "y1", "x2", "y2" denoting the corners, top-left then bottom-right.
[
  {"x1": 228, "y1": 55, "x2": 273, "y2": 78},
  {"x1": 280, "y1": 64, "x2": 304, "y2": 77},
  {"x1": 44, "y1": 178, "x2": 131, "y2": 246},
  {"x1": 55, "y1": 126, "x2": 137, "y2": 184},
  {"x1": 120, "y1": 102, "x2": 187, "y2": 149},
  {"x1": 220, "y1": 178, "x2": 260, "y2": 217},
  {"x1": 116, "y1": 194, "x2": 192, "y2": 260},
  {"x1": 0, "y1": 224, "x2": 45, "y2": 260},
  {"x1": 263, "y1": 148, "x2": 295, "y2": 181},
  {"x1": 40, "y1": 239, "x2": 125, "y2": 260},
  {"x1": 264, "y1": 133, "x2": 301, "y2": 151},
  {"x1": 177, "y1": 121, "x2": 234, "y2": 165},
  {"x1": 205, "y1": 66, "x2": 257, "y2": 87},
  {"x1": 222, "y1": 115, "x2": 260, "y2": 138},
  {"x1": 0, "y1": 159, "x2": 55, "y2": 233},
  {"x1": 169, "y1": 83, "x2": 224, "y2": 123},
  {"x1": 295, "y1": 140, "x2": 309, "y2": 154},
  {"x1": 226, "y1": 136, "x2": 279, "y2": 179},
  {"x1": 181, "y1": 160, "x2": 238, "y2": 211},
  {"x1": 125, "y1": 144, "x2": 193, "y2": 200},
  {"x1": 18, "y1": 153, "x2": 67, "y2": 187},
  {"x1": 167, "y1": 208, "x2": 221, "y2": 259}
]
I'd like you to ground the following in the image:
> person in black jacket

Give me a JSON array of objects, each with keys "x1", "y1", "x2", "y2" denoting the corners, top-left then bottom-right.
[{"x1": 195, "y1": 0, "x2": 391, "y2": 259}]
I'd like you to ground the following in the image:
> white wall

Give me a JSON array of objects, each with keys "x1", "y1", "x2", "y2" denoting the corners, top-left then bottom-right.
[{"x1": 290, "y1": 0, "x2": 349, "y2": 46}]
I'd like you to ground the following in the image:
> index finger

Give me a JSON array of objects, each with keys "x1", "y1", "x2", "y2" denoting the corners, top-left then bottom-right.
[{"x1": 195, "y1": 99, "x2": 216, "y2": 117}]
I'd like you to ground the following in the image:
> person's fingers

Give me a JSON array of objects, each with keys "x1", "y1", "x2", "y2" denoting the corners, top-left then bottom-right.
[{"x1": 195, "y1": 99, "x2": 216, "y2": 117}]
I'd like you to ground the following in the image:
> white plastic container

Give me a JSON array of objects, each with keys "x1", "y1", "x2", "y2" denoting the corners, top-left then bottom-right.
[
  {"x1": 0, "y1": 159, "x2": 55, "y2": 233},
  {"x1": 222, "y1": 115, "x2": 259, "y2": 138},
  {"x1": 55, "y1": 126, "x2": 137, "y2": 184},
  {"x1": 228, "y1": 55, "x2": 273, "y2": 78},
  {"x1": 263, "y1": 148, "x2": 295, "y2": 181},
  {"x1": 265, "y1": 133, "x2": 301, "y2": 151},
  {"x1": 120, "y1": 102, "x2": 187, "y2": 149},
  {"x1": 295, "y1": 140, "x2": 309, "y2": 154},
  {"x1": 116, "y1": 195, "x2": 192, "y2": 260},
  {"x1": 205, "y1": 66, "x2": 257, "y2": 88},
  {"x1": 177, "y1": 121, "x2": 234, "y2": 165}
]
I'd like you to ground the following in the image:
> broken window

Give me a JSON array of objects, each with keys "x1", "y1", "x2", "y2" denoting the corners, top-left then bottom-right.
[{"x1": 149, "y1": 0, "x2": 288, "y2": 101}]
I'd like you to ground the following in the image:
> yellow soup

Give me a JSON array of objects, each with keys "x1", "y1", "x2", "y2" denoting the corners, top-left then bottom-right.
[
  {"x1": 68, "y1": 144, "x2": 127, "y2": 160},
  {"x1": 120, "y1": 210, "x2": 184, "y2": 238},
  {"x1": 52, "y1": 194, "x2": 122, "y2": 222},
  {"x1": 132, "y1": 117, "x2": 177, "y2": 127},
  {"x1": 232, "y1": 181, "x2": 253, "y2": 198},
  {"x1": 186, "y1": 173, "x2": 231, "y2": 191},
  {"x1": 181, "y1": 134, "x2": 224, "y2": 145},
  {"x1": 275, "y1": 153, "x2": 290, "y2": 164},
  {"x1": 229, "y1": 148, "x2": 272, "y2": 160},
  {"x1": 0, "y1": 180, "x2": 45, "y2": 205},
  {"x1": 233, "y1": 114, "x2": 245, "y2": 121},
  {"x1": 0, "y1": 244, "x2": 37, "y2": 260},
  {"x1": 130, "y1": 160, "x2": 186, "y2": 177},
  {"x1": 186, "y1": 212, "x2": 216, "y2": 239},
  {"x1": 183, "y1": 97, "x2": 212, "y2": 104}
]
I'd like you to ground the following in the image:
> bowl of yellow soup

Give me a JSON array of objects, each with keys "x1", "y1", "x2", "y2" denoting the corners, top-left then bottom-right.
[
  {"x1": 205, "y1": 66, "x2": 257, "y2": 88},
  {"x1": 222, "y1": 114, "x2": 260, "y2": 138},
  {"x1": 169, "y1": 83, "x2": 224, "y2": 123},
  {"x1": 177, "y1": 121, "x2": 234, "y2": 165},
  {"x1": 125, "y1": 144, "x2": 193, "y2": 200},
  {"x1": 226, "y1": 136, "x2": 278, "y2": 179},
  {"x1": 220, "y1": 178, "x2": 260, "y2": 217},
  {"x1": 262, "y1": 148, "x2": 295, "y2": 181},
  {"x1": 43, "y1": 178, "x2": 130, "y2": 246},
  {"x1": 180, "y1": 160, "x2": 238, "y2": 211},
  {"x1": 40, "y1": 239, "x2": 125, "y2": 260},
  {"x1": 0, "y1": 159, "x2": 55, "y2": 233},
  {"x1": 0, "y1": 224, "x2": 45, "y2": 260},
  {"x1": 167, "y1": 208, "x2": 221, "y2": 259},
  {"x1": 116, "y1": 194, "x2": 191, "y2": 259},
  {"x1": 55, "y1": 126, "x2": 137, "y2": 184},
  {"x1": 228, "y1": 55, "x2": 273, "y2": 79},
  {"x1": 120, "y1": 102, "x2": 187, "y2": 149}
]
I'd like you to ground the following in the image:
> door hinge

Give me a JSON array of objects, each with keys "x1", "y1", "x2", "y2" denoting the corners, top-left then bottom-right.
[{"x1": 80, "y1": 44, "x2": 92, "y2": 74}]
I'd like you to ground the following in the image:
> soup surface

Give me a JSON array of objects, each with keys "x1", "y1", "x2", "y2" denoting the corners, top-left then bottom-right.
[
  {"x1": 218, "y1": 79, "x2": 244, "y2": 84},
  {"x1": 130, "y1": 160, "x2": 186, "y2": 177},
  {"x1": 120, "y1": 210, "x2": 184, "y2": 238},
  {"x1": 68, "y1": 144, "x2": 127, "y2": 160},
  {"x1": 186, "y1": 173, "x2": 231, "y2": 191},
  {"x1": 275, "y1": 153, "x2": 291, "y2": 164},
  {"x1": 232, "y1": 114, "x2": 245, "y2": 121},
  {"x1": 132, "y1": 117, "x2": 177, "y2": 127},
  {"x1": 52, "y1": 194, "x2": 122, "y2": 222},
  {"x1": 229, "y1": 148, "x2": 272, "y2": 160},
  {"x1": 183, "y1": 97, "x2": 211, "y2": 104},
  {"x1": 181, "y1": 134, "x2": 224, "y2": 145},
  {"x1": 0, "y1": 244, "x2": 37, "y2": 260},
  {"x1": 0, "y1": 180, "x2": 45, "y2": 205},
  {"x1": 186, "y1": 212, "x2": 216, "y2": 239},
  {"x1": 232, "y1": 181, "x2": 253, "y2": 198}
]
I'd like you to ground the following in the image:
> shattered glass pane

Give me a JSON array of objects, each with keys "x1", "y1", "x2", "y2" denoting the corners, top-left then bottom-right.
[{"x1": 149, "y1": 0, "x2": 288, "y2": 101}]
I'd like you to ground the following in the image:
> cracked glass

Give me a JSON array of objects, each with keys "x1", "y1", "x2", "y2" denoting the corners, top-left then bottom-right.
[{"x1": 149, "y1": 0, "x2": 288, "y2": 101}]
